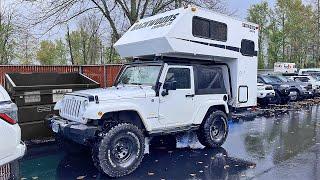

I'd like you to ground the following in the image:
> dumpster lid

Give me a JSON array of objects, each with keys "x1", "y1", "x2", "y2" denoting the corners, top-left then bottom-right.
[{"x1": 5, "y1": 72, "x2": 99, "y2": 88}]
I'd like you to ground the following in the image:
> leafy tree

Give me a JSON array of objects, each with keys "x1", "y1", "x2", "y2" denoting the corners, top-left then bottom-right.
[
  {"x1": 247, "y1": 0, "x2": 318, "y2": 68},
  {"x1": 0, "y1": 5, "x2": 15, "y2": 64},
  {"x1": 247, "y1": 1, "x2": 270, "y2": 69},
  {"x1": 37, "y1": 40, "x2": 57, "y2": 65},
  {"x1": 36, "y1": 39, "x2": 68, "y2": 65},
  {"x1": 55, "y1": 39, "x2": 68, "y2": 65}
]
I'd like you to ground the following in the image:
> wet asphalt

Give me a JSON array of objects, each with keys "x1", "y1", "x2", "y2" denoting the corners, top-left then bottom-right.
[{"x1": 18, "y1": 105, "x2": 320, "y2": 180}]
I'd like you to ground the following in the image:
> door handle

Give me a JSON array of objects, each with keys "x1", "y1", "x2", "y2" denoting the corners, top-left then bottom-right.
[{"x1": 186, "y1": 94, "x2": 195, "y2": 98}]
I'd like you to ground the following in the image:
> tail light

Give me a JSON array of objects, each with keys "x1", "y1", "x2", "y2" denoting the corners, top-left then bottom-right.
[
  {"x1": 0, "y1": 113, "x2": 16, "y2": 124},
  {"x1": 0, "y1": 102, "x2": 18, "y2": 125}
]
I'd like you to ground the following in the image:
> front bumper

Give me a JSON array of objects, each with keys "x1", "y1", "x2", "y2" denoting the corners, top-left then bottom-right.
[{"x1": 48, "y1": 116, "x2": 98, "y2": 145}]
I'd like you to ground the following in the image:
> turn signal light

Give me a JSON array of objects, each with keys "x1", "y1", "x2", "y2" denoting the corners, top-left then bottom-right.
[{"x1": 0, "y1": 113, "x2": 17, "y2": 125}]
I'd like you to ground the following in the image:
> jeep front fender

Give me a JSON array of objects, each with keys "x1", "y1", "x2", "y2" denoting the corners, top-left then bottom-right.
[
  {"x1": 192, "y1": 100, "x2": 229, "y2": 125},
  {"x1": 82, "y1": 102, "x2": 151, "y2": 130}
]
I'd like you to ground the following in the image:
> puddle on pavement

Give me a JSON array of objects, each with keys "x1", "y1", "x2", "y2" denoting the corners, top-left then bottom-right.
[{"x1": 18, "y1": 105, "x2": 320, "y2": 180}]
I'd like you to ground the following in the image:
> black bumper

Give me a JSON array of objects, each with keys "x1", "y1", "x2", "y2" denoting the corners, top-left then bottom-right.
[{"x1": 48, "y1": 116, "x2": 98, "y2": 145}]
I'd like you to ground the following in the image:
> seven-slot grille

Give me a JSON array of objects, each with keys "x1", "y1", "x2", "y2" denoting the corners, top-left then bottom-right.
[
  {"x1": 0, "y1": 164, "x2": 11, "y2": 180},
  {"x1": 60, "y1": 96, "x2": 86, "y2": 121}
]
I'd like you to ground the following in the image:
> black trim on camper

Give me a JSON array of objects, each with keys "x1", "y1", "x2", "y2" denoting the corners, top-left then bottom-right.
[{"x1": 175, "y1": 38, "x2": 257, "y2": 57}]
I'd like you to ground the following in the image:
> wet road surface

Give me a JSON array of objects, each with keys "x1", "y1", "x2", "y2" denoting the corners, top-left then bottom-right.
[{"x1": 19, "y1": 105, "x2": 320, "y2": 180}]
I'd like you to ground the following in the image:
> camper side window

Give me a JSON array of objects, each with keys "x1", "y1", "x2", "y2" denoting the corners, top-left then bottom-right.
[
  {"x1": 210, "y1": 21, "x2": 227, "y2": 42},
  {"x1": 192, "y1": 17, "x2": 210, "y2": 38},
  {"x1": 192, "y1": 17, "x2": 228, "y2": 42},
  {"x1": 241, "y1": 39, "x2": 255, "y2": 56}
]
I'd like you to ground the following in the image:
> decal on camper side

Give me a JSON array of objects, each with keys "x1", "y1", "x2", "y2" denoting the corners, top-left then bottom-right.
[
  {"x1": 242, "y1": 23, "x2": 258, "y2": 33},
  {"x1": 131, "y1": 13, "x2": 180, "y2": 31}
]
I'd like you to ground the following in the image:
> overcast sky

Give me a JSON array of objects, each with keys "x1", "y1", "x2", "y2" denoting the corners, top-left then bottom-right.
[{"x1": 228, "y1": 0, "x2": 275, "y2": 19}]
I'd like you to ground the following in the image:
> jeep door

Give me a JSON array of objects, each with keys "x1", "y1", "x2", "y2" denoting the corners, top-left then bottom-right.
[{"x1": 158, "y1": 65, "x2": 195, "y2": 127}]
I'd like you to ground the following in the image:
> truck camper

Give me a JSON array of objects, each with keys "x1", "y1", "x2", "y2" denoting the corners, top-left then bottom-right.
[{"x1": 50, "y1": 6, "x2": 259, "y2": 178}]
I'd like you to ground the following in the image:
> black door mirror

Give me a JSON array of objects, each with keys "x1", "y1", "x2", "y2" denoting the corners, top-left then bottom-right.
[
  {"x1": 163, "y1": 81, "x2": 177, "y2": 90},
  {"x1": 162, "y1": 81, "x2": 177, "y2": 96}
]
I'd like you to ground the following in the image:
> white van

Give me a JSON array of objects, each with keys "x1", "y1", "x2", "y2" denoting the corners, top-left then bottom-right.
[
  {"x1": 0, "y1": 85, "x2": 26, "y2": 179},
  {"x1": 274, "y1": 62, "x2": 297, "y2": 73}
]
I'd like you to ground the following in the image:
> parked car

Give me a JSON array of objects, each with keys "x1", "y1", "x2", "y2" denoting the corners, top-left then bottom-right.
[
  {"x1": 268, "y1": 75, "x2": 313, "y2": 101},
  {"x1": 288, "y1": 75, "x2": 320, "y2": 96},
  {"x1": 257, "y1": 75, "x2": 291, "y2": 104},
  {"x1": 298, "y1": 68, "x2": 320, "y2": 75},
  {"x1": 0, "y1": 85, "x2": 26, "y2": 179},
  {"x1": 257, "y1": 83, "x2": 275, "y2": 106}
]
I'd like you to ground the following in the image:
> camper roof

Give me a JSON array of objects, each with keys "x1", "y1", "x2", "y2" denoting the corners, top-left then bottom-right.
[{"x1": 114, "y1": 6, "x2": 259, "y2": 61}]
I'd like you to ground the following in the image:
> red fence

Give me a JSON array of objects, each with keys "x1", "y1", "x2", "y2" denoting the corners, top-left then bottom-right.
[{"x1": 0, "y1": 65, "x2": 123, "y2": 87}]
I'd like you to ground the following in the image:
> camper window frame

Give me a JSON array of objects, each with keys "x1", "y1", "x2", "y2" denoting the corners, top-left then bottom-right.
[{"x1": 192, "y1": 16, "x2": 228, "y2": 42}]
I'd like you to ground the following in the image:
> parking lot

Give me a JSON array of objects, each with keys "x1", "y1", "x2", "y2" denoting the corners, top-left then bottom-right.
[{"x1": 16, "y1": 101, "x2": 320, "y2": 180}]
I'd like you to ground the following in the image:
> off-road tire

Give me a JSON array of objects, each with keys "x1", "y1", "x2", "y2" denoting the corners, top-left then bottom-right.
[
  {"x1": 197, "y1": 110, "x2": 228, "y2": 148},
  {"x1": 55, "y1": 134, "x2": 88, "y2": 155},
  {"x1": 92, "y1": 123, "x2": 145, "y2": 178}
]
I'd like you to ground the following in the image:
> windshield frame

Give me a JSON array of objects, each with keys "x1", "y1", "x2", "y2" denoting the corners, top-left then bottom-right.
[{"x1": 114, "y1": 62, "x2": 164, "y2": 89}]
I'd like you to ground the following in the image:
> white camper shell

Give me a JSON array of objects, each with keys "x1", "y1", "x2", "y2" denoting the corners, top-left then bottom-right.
[{"x1": 115, "y1": 6, "x2": 259, "y2": 108}]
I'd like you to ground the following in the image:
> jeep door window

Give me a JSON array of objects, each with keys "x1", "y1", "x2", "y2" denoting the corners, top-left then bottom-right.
[
  {"x1": 165, "y1": 68, "x2": 191, "y2": 89},
  {"x1": 117, "y1": 65, "x2": 161, "y2": 86}
]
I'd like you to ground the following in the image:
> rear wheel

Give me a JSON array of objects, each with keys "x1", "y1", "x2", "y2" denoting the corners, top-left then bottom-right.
[
  {"x1": 197, "y1": 110, "x2": 228, "y2": 148},
  {"x1": 92, "y1": 123, "x2": 145, "y2": 178}
]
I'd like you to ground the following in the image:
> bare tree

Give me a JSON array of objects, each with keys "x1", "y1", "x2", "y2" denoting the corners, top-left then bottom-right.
[{"x1": 24, "y1": 0, "x2": 228, "y2": 41}]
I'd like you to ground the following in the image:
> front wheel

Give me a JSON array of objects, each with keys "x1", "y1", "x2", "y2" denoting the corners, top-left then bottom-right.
[
  {"x1": 92, "y1": 123, "x2": 145, "y2": 178},
  {"x1": 197, "y1": 110, "x2": 228, "y2": 148}
]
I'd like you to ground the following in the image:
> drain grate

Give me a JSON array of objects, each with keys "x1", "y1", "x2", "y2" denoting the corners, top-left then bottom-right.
[{"x1": 0, "y1": 163, "x2": 11, "y2": 180}]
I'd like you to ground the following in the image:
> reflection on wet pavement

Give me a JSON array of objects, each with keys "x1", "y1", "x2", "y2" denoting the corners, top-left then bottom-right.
[{"x1": 19, "y1": 105, "x2": 320, "y2": 180}]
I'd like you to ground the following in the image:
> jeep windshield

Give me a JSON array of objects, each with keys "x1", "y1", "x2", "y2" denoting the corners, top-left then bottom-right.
[{"x1": 116, "y1": 65, "x2": 162, "y2": 86}]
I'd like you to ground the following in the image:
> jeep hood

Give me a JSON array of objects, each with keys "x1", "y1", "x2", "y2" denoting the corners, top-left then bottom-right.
[{"x1": 69, "y1": 85, "x2": 155, "y2": 100}]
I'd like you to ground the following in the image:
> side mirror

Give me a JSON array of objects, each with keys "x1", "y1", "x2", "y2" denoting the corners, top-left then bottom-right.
[
  {"x1": 163, "y1": 81, "x2": 177, "y2": 90},
  {"x1": 162, "y1": 81, "x2": 177, "y2": 96}
]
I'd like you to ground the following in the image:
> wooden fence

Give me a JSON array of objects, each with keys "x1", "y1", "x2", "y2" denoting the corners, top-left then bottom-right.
[{"x1": 0, "y1": 65, "x2": 123, "y2": 87}]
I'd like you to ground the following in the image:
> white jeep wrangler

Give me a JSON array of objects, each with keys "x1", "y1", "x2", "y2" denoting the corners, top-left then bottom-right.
[
  {"x1": 50, "y1": 6, "x2": 258, "y2": 177},
  {"x1": 50, "y1": 61, "x2": 230, "y2": 177}
]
